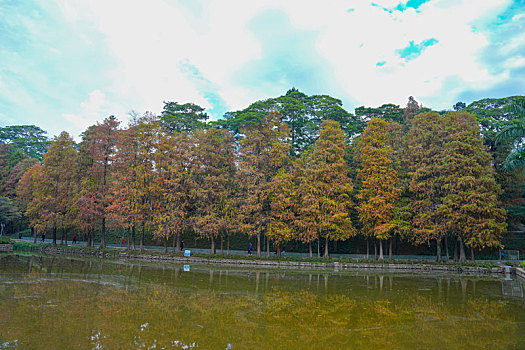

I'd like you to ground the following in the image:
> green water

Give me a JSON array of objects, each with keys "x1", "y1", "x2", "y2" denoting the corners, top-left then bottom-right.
[{"x1": 0, "y1": 254, "x2": 524, "y2": 349}]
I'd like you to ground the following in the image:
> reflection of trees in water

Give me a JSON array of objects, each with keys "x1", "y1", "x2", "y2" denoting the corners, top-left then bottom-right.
[{"x1": 0, "y1": 274, "x2": 523, "y2": 349}]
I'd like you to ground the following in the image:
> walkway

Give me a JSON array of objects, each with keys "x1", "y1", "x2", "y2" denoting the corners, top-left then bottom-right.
[{"x1": 11, "y1": 237, "x2": 511, "y2": 262}]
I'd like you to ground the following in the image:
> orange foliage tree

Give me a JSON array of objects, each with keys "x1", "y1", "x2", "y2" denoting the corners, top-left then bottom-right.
[{"x1": 356, "y1": 118, "x2": 401, "y2": 260}]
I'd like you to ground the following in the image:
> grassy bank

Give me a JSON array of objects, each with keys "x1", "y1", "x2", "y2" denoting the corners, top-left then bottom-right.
[{"x1": 11, "y1": 240, "x2": 505, "y2": 270}]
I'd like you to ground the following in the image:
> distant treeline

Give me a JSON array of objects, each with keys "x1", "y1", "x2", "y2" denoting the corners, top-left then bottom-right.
[{"x1": 1, "y1": 89, "x2": 524, "y2": 261}]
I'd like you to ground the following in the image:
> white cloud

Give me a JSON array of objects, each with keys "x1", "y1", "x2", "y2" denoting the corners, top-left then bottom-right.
[
  {"x1": 62, "y1": 89, "x2": 126, "y2": 139},
  {"x1": 51, "y1": 0, "x2": 520, "y2": 118}
]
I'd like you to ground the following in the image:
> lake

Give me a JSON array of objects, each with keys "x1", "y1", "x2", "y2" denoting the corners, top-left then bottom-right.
[{"x1": 0, "y1": 254, "x2": 524, "y2": 349}]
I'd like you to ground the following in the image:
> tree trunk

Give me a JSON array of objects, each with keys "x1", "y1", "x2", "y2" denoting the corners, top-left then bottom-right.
[
  {"x1": 444, "y1": 235, "x2": 450, "y2": 262},
  {"x1": 453, "y1": 237, "x2": 458, "y2": 262},
  {"x1": 53, "y1": 226, "x2": 57, "y2": 246},
  {"x1": 309, "y1": 241, "x2": 313, "y2": 258},
  {"x1": 132, "y1": 226, "x2": 136, "y2": 250},
  {"x1": 256, "y1": 232, "x2": 261, "y2": 257},
  {"x1": 277, "y1": 245, "x2": 281, "y2": 257},
  {"x1": 317, "y1": 239, "x2": 320, "y2": 258},
  {"x1": 140, "y1": 223, "x2": 145, "y2": 252},
  {"x1": 164, "y1": 238, "x2": 168, "y2": 253},
  {"x1": 389, "y1": 238, "x2": 393, "y2": 260},
  {"x1": 459, "y1": 238, "x2": 466, "y2": 262},
  {"x1": 220, "y1": 234, "x2": 224, "y2": 255},
  {"x1": 470, "y1": 246, "x2": 475, "y2": 262},
  {"x1": 210, "y1": 237, "x2": 215, "y2": 255},
  {"x1": 127, "y1": 227, "x2": 131, "y2": 250},
  {"x1": 101, "y1": 156, "x2": 108, "y2": 249},
  {"x1": 379, "y1": 240, "x2": 384, "y2": 260},
  {"x1": 32, "y1": 227, "x2": 36, "y2": 244},
  {"x1": 366, "y1": 239, "x2": 369, "y2": 260},
  {"x1": 60, "y1": 226, "x2": 64, "y2": 245},
  {"x1": 266, "y1": 235, "x2": 270, "y2": 257},
  {"x1": 436, "y1": 239, "x2": 442, "y2": 263},
  {"x1": 374, "y1": 240, "x2": 377, "y2": 260},
  {"x1": 324, "y1": 237, "x2": 329, "y2": 258},
  {"x1": 227, "y1": 235, "x2": 230, "y2": 255},
  {"x1": 333, "y1": 240, "x2": 338, "y2": 253},
  {"x1": 176, "y1": 232, "x2": 181, "y2": 252},
  {"x1": 100, "y1": 217, "x2": 106, "y2": 248}
]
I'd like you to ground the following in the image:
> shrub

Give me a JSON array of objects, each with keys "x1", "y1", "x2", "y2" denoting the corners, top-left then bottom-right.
[{"x1": 0, "y1": 236, "x2": 12, "y2": 244}]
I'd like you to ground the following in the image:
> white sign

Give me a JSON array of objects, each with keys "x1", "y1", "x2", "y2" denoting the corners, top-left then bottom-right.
[
  {"x1": 184, "y1": 250, "x2": 191, "y2": 257},
  {"x1": 184, "y1": 265, "x2": 190, "y2": 272}
]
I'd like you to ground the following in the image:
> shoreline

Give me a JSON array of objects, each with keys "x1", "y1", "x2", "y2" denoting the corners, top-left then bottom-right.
[{"x1": 9, "y1": 241, "x2": 522, "y2": 277}]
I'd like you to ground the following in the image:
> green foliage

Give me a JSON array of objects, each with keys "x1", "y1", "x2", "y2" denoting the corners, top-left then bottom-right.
[
  {"x1": 0, "y1": 125, "x2": 50, "y2": 160},
  {"x1": 215, "y1": 88, "x2": 363, "y2": 154},
  {"x1": 495, "y1": 99, "x2": 525, "y2": 171},
  {"x1": 160, "y1": 101, "x2": 209, "y2": 133},
  {"x1": 0, "y1": 196, "x2": 21, "y2": 224},
  {"x1": 355, "y1": 103, "x2": 404, "y2": 124},
  {"x1": 466, "y1": 96, "x2": 525, "y2": 138},
  {"x1": 453, "y1": 102, "x2": 466, "y2": 111},
  {"x1": 0, "y1": 236, "x2": 12, "y2": 244},
  {"x1": 467, "y1": 96, "x2": 525, "y2": 225}
]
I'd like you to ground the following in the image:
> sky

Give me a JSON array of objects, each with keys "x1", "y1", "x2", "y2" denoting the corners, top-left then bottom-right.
[{"x1": 1, "y1": 0, "x2": 524, "y2": 139}]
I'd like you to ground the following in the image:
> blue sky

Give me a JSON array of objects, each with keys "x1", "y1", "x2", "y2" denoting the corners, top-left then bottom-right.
[{"x1": 0, "y1": 0, "x2": 524, "y2": 139}]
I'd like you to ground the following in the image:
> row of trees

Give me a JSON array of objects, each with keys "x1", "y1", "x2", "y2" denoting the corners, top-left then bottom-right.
[
  {"x1": 12, "y1": 98, "x2": 508, "y2": 262},
  {"x1": 3, "y1": 90, "x2": 523, "y2": 261}
]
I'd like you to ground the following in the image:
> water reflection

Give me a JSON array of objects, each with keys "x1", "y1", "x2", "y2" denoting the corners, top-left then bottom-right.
[{"x1": 0, "y1": 254, "x2": 524, "y2": 349}]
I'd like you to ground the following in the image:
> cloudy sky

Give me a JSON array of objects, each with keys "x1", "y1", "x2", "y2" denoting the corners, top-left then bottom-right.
[{"x1": 1, "y1": 0, "x2": 524, "y2": 139}]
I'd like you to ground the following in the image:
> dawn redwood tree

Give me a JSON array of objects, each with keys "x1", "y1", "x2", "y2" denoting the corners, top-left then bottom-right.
[
  {"x1": 31, "y1": 132, "x2": 78, "y2": 245},
  {"x1": 356, "y1": 118, "x2": 401, "y2": 260},
  {"x1": 107, "y1": 126, "x2": 138, "y2": 249},
  {"x1": 300, "y1": 120, "x2": 356, "y2": 258},
  {"x1": 407, "y1": 111, "x2": 506, "y2": 261},
  {"x1": 193, "y1": 128, "x2": 237, "y2": 255},
  {"x1": 16, "y1": 163, "x2": 43, "y2": 242},
  {"x1": 3, "y1": 158, "x2": 38, "y2": 198},
  {"x1": 108, "y1": 113, "x2": 158, "y2": 251},
  {"x1": 406, "y1": 112, "x2": 448, "y2": 260},
  {"x1": 151, "y1": 131, "x2": 194, "y2": 252},
  {"x1": 77, "y1": 116, "x2": 120, "y2": 248},
  {"x1": 440, "y1": 111, "x2": 506, "y2": 261},
  {"x1": 237, "y1": 112, "x2": 290, "y2": 256},
  {"x1": 294, "y1": 153, "x2": 323, "y2": 257},
  {"x1": 267, "y1": 163, "x2": 297, "y2": 256}
]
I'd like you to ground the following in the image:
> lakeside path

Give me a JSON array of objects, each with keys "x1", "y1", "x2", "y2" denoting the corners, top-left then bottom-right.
[{"x1": 10, "y1": 237, "x2": 517, "y2": 263}]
